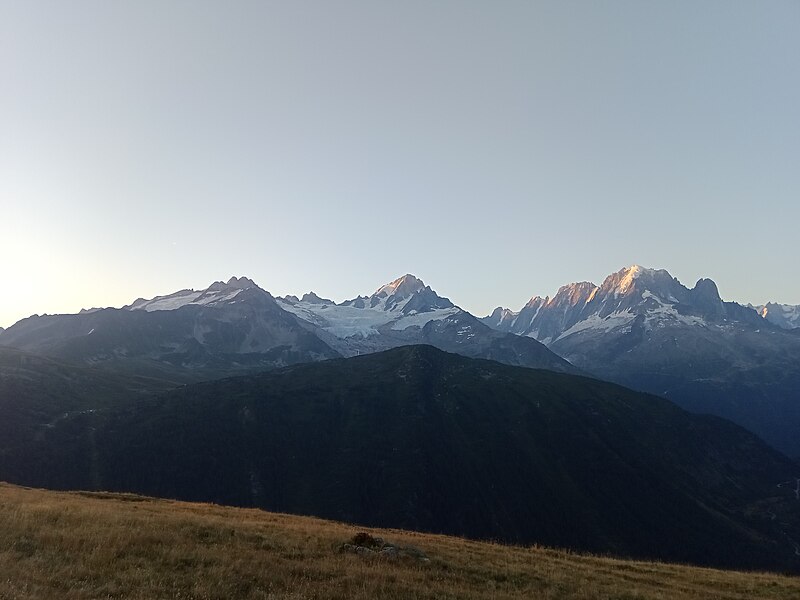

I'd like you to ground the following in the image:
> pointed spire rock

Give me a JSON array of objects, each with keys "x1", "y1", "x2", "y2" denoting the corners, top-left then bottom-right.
[
  {"x1": 226, "y1": 276, "x2": 258, "y2": 289},
  {"x1": 690, "y1": 278, "x2": 725, "y2": 320},
  {"x1": 301, "y1": 292, "x2": 333, "y2": 305}
]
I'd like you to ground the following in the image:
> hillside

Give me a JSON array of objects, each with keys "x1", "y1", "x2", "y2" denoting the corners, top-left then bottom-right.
[
  {"x1": 0, "y1": 347, "x2": 176, "y2": 486},
  {"x1": 8, "y1": 345, "x2": 800, "y2": 571},
  {"x1": 1, "y1": 483, "x2": 798, "y2": 600}
]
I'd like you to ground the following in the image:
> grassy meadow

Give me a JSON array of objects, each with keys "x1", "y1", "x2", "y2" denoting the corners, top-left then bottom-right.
[{"x1": 0, "y1": 482, "x2": 798, "y2": 600}]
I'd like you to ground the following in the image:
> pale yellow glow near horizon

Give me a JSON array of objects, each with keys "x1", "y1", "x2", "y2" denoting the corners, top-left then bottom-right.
[
  {"x1": 0, "y1": 228, "x2": 131, "y2": 328},
  {"x1": 2, "y1": 234, "x2": 71, "y2": 327}
]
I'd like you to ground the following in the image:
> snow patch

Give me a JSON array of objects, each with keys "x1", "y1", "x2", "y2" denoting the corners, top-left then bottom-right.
[
  {"x1": 278, "y1": 298, "x2": 460, "y2": 338},
  {"x1": 128, "y1": 288, "x2": 243, "y2": 312},
  {"x1": 645, "y1": 304, "x2": 708, "y2": 328},
  {"x1": 278, "y1": 301, "x2": 392, "y2": 338},
  {"x1": 390, "y1": 307, "x2": 460, "y2": 330},
  {"x1": 555, "y1": 310, "x2": 636, "y2": 341}
]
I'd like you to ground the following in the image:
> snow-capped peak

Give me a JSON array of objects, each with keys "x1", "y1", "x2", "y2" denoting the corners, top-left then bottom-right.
[
  {"x1": 373, "y1": 274, "x2": 426, "y2": 300},
  {"x1": 275, "y1": 274, "x2": 459, "y2": 352}
]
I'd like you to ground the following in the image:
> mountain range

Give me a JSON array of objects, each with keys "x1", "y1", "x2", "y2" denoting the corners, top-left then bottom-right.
[
  {"x1": 481, "y1": 265, "x2": 800, "y2": 457},
  {"x1": 2, "y1": 266, "x2": 798, "y2": 456},
  {"x1": 0, "y1": 274, "x2": 574, "y2": 383},
  {"x1": 275, "y1": 274, "x2": 575, "y2": 373}
]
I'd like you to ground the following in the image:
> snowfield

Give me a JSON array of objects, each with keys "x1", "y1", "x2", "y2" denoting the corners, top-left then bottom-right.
[{"x1": 277, "y1": 298, "x2": 460, "y2": 339}]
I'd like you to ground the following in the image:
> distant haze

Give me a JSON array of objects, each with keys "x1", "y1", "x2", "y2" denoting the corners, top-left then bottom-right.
[{"x1": 1, "y1": 1, "x2": 798, "y2": 328}]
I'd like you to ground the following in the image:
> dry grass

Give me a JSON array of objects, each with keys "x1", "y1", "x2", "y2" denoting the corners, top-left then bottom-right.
[{"x1": 0, "y1": 483, "x2": 797, "y2": 600}]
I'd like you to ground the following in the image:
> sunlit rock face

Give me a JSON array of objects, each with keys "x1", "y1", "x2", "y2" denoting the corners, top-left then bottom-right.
[
  {"x1": 750, "y1": 302, "x2": 800, "y2": 330},
  {"x1": 482, "y1": 265, "x2": 766, "y2": 345}
]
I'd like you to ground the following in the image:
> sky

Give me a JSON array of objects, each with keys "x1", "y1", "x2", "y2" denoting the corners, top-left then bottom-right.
[{"x1": 1, "y1": 1, "x2": 799, "y2": 328}]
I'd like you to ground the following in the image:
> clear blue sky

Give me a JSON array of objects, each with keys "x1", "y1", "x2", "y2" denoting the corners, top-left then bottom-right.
[{"x1": 1, "y1": 1, "x2": 798, "y2": 328}]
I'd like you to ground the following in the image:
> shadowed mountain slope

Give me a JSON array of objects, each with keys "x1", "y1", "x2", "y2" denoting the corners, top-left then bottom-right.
[{"x1": 0, "y1": 347, "x2": 176, "y2": 486}]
